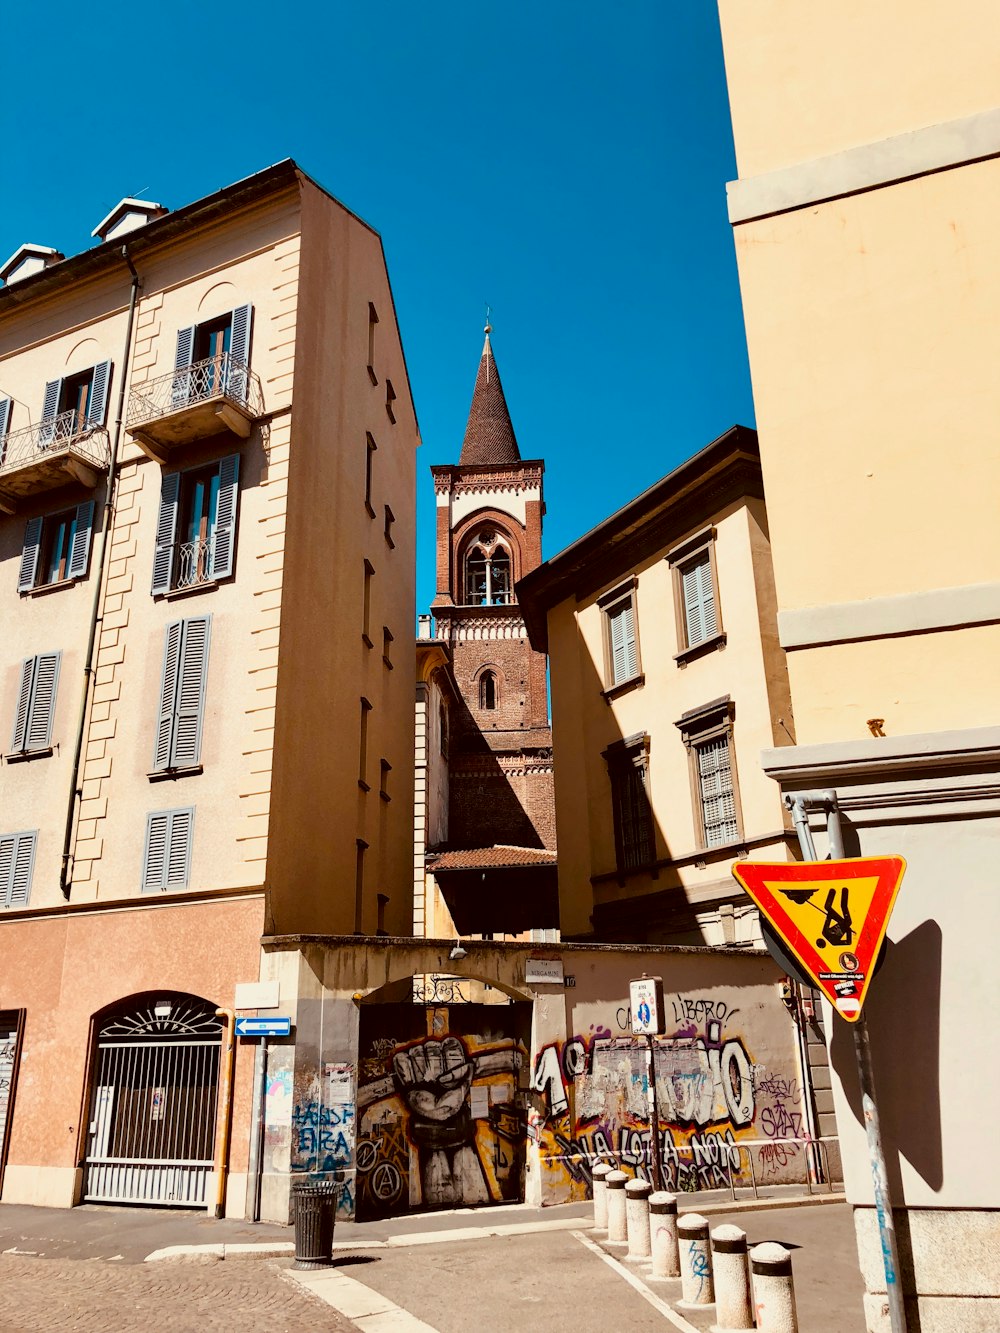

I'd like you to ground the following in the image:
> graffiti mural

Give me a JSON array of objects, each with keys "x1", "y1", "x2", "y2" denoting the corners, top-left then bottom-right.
[
  {"x1": 354, "y1": 1003, "x2": 530, "y2": 1220},
  {"x1": 531, "y1": 994, "x2": 808, "y2": 1202}
]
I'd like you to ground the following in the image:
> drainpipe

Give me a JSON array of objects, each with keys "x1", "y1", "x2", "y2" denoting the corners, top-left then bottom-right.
[
  {"x1": 59, "y1": 246, "x2": 141, "y2": 898},
  {"x1": 213, "y1": 1008, "x2": 237, "y2": 1218}
]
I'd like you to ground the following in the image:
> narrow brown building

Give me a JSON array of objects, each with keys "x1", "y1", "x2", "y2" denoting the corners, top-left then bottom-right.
[{"x1": 415, "y1": 328, "x2": 556, "y2": 941}]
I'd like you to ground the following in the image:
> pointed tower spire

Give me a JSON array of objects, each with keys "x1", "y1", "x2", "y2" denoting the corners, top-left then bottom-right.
[{"x1": 459, "y1": 323, "x2": 521, "y2": 466}]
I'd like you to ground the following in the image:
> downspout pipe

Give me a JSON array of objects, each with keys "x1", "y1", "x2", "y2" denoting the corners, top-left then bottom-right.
[
  {"x1": 59, "y1": 247, "x2": 141, "y2": 899},
  {"x1": 783, "y1": 789, "x2": 843, "y2": 861},
  {"x1": 214, "y1": 1009, "x2": 237, "y2": 1218}
]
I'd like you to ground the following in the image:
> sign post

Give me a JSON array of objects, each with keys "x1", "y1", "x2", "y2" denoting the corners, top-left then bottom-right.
[
  {"x1": 629, "y1": 975, "x2": 665, "y2": 1192},
  {"x1": 732, "y1": 852, "x2": 909, "y2": 1333}
]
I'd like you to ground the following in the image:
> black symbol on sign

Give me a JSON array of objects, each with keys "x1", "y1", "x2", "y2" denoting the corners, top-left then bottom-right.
[{"x1": 779, "y1": 884, "x2": 854, "y2": 949}]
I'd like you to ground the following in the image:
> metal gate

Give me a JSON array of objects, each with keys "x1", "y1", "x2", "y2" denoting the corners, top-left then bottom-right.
[
  {"x1": 84, "y1": 995, "x2": 222, "y2": 1207},
  {"x1": 0, "y1": 1013, "x2": 22, "y2": 1194}
]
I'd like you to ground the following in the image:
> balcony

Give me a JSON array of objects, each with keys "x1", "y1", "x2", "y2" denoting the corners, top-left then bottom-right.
[
  {"x1": 0, "y1": 412, "x2": 111, "y2": 512},
  {"x1": 126, "y1": 354, "x2": 264, "y2": 460}
]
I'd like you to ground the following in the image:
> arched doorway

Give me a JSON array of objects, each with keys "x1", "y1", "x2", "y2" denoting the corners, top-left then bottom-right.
[{"x1": 83, "y1": 993, "x2": 222, "y2": 1207}]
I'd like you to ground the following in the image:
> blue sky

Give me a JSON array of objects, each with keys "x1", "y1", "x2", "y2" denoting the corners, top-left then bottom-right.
[{"x1": 4, "y1": 1, "x2": 753, "y2": 616}]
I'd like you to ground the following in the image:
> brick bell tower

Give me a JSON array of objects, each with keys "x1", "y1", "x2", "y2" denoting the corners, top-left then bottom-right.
[{"x1": 427, "y1": 327, "x2": 556, "y2": 930}]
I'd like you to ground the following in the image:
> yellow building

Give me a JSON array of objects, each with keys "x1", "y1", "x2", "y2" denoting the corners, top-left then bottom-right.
[
  {"x1": 717, "y1": 5, "x2": 1000, "y2": 1324},
  {"x1": 0, "y1": 161, "x2": 417, "y2": 1217},
  {"x1": 519, "y1": 425, "x2": 796, "y2": 946}
]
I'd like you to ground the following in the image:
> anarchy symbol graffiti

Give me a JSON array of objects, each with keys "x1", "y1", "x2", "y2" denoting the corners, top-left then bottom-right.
[
  {"x1": 356, "y1": 1137, "x2": 381, "y2": 1173},
  {"x1": 370, "y1": 1162, "x2": 403, "y2": 1202}
]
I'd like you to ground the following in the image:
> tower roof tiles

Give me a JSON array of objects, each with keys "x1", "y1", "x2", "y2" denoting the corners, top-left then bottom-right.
[{"x1": 459, "y1": 328, "x2": 521, "y2": 466}]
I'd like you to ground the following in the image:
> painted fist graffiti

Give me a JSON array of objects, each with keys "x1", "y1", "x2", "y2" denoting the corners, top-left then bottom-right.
[{"x1": 392, "y1": 1036, "x2": 474, "y2": 1124}]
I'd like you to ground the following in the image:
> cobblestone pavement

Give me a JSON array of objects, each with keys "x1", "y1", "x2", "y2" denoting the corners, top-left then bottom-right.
[{"x1": 0, "y1": 1254, "x2": 354, "y2": 1332}]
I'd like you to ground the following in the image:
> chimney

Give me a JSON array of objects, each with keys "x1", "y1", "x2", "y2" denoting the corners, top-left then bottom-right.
[
  {"x1": 92, "y1": 198, "x2": 168, "y2": 244},
  {"x1": 0, "y1": 244, "x2": 64, "y2": 286}
]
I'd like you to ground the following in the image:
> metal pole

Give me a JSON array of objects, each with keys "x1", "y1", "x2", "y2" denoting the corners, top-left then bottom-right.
[
  {"x1": 646, "y1": 1033, "x2": 663, "y2": 1192},
  {"x1": 785, "y1": 788, "x2": 907, "y2": 1333},
  {"x1": 246, "y1": 1038, "x2": 268, "y2": 1222}
]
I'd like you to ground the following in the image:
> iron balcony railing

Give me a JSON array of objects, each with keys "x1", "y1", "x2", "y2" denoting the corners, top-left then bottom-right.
[
  {"x1": 174, "y1": 538, "x2": 213, "y2": 589},
  {"x1": 0, "y1": 410, "x2": 111, "y2": 477},
  {"x1": 126, "y1": 353, "x2": 264, "y2": 430}
]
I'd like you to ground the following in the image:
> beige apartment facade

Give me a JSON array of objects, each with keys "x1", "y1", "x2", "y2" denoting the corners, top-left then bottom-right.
[
  {"x1": 0, "y1": 162, "x2": 417, "y2": 1217},
  {"x1": 718, "y1": 5, "x2": 1000, "y2": 1326},
  {"x1": 519, "y1": 427, "x2": 797, "y2": 946}
]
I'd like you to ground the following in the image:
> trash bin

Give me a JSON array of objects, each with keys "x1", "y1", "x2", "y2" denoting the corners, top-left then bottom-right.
[{"x1": 291, "y1": 1177, "x2": 340, "y2": 1269}]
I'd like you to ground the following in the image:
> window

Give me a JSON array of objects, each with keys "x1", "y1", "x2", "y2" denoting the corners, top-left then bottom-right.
[
  {"x1": 151, "y1": 454, "x2": 239, "y2": 594},
  {"x1": 384, "y1": 505, "x2": 395, "y2": 549},
  {"x1": 172, "y1": 305, "x2": 253, "y2": 407},
  {"x1": 365, "y1": 434, "x2": 377, "y2": 517},
  {"x1": 359, "y1": 697, "x2": 372, "y2": 789},
  {"x1": 480, "y1": 670, "x2": 497, "y2": 710},
  {"x1": 675, "y1": 696, "x2": 741, "y2": 850},
  {"x1": 439, "y1": 703, "x2": 449, "y2": 759},
  {"x1": 39, "y1": 361, "x2": 111, "y2": 445},
  {"x1": 367, "y1": 303, "x2": 379, "y2": 385},
  {"x1": 380, "y1": 759, "x2": 391, "y2": 802},
  {"x1": 385, "y1": 379, "x2": 396, "y2": 424},
  {"x1": 18, "y1": 502, "x2": 95, "y2": 591},
  {"x1": 0, "y1": 398, "x2": 10, "y2": 459},
  {"x1": 668, "y1": 528, "x2": 724, "y2": 660},
  {"x1": 598, "y1": 578, "x2": 640, "y2": 691},
  {"x1": 152, "y1": 616, "x2": 211, "y2": 772},
  {"x1": 9, "y1": 652, "x2": 61, "y2": 755},
  {"x1": 362, "y1": 560, "x2": 375, "y2": 647},
  {"x1": 141, "y1": 808, "x2": 194, "y2": 892},
  {"x1": 0, "y1": 831, "x2": 36, "y2": 908},
  {"x1": 464, "y1": 530, "x2": 512, "y2": 605},
  {"x1": 382, "y1": 627, "x2": 394, "y2": 669},
  {"x1": 603, "y1": 734, "x2": 654, "y2": 873},
  {"x1": 354, "y1": 838, "x2": 368, "y2": 933}
]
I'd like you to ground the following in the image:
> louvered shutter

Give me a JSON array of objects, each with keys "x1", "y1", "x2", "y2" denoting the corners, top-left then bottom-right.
[
  {"x1": 87, "y1": 361, "x2": 111, "y2": 426},
  {"x1": 67, "y1": 501, "x2": 95, "y2": 579},
  {"x1": 151, "y1": 471, "x2": 180, "y2": 594},
  {"x1": 210, "y1": 454, "x2": 240, "y2": 579},
  {"x1": 24, "y1": 652, "x2": 61, "y2": 750},
  {"x1": 0, "y1": 398, "x2": 11, "y2": 461},
  {"x1": 164, "y1": 809, "x2": 194, "y2": 889},
  {"x1": 622, "y1": 601, "x2": 637, "y2": 678},
  {"x1": 170, "y1": 617, "x2": 211, "y2": 767},
  {"x1": 682, "y1": 554, "x2": 717, "y2": 647},
  {"x1": 10, "y1": 658, "x2": 35, "y2": 752},
  {"x1": 141, "y1": 812, "x2": 170, "y2": 892},
  {"x1": 172, "y1": 326, "x2": 196, "y2": 405},
  {"x1": 7, "y1": 834, "x2": 36, "y2": 907},
  {"x1": 227, "y1": 304, "x2": 253, "y2": 402},
  {"x1": 153, "y1": 621, "x2": 182, "y2": 771},
  {"x1": 17, "y1": 518, "x2": 42, "y2": 593},
  {"x1": 39, "y1": 379, "x2": 62, "y2": 446},
  {"x1": 608, "y1": 600, "x2": 637, "y2": 685}
]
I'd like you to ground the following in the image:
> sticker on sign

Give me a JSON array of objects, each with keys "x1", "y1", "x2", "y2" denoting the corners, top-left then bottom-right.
[{"x1": 628, "y1": 976, "x2": 665, "y2": 1036}]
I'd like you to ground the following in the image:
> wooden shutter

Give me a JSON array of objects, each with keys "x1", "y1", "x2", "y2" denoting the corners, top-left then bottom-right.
[
  {"x1": 170, "y1": 617, "x2": 211, "y2": 767},
  {"x1": 172, "y1": 326, "x2": 196, "y2": 405},
  {"x1": 39, "y1": 379, "x2": 62, "y2": 445},
  {"x1": 227, "y1": 305, "x2": 253, "y2": 402},
  {"x1": 0, "y1": 398, "x2": 11, "y2": 458},
  {"x1": 88, "y1": 361, "x2": 111, "y2": 426},
  {"x1": 142, "y1": 809, "x2": 193, "y2": 893},
  {"x1": 67, "y1": 501, "x2": 95, "y2": 579},
  {"x1": 24, "y1": 652, "x2": 61, "y2": 751},
  {"x1": 608, "y1": 599, "x2": 636, "y2": 685},
  {"x1": 151, "y1": 471, "x2": 180, "y2": 594},
  {"x1": 682, "y1": 554, "x2": 717, "y2": 646},
  {"x1": 210, "y1": 454, "x2": 240, "y2": 579},
  {"x1": 164, "y1": 808, "x2": 194, "y2": 889},
  {"x1": 10, "y1": 659, "x2": 34, "y2": 752},
  {"x1": 141, "y1": 812, "x2": 170, "y2": 892},
  {"x1": 17, "y1": 518, "x2": 42, "y2": 592},
  {"x1": 153, "y1": 621, "x2": 182, "y2": 771},
  {"x1": 0, "y1": 833, "x2": 36, "y2": 908}
]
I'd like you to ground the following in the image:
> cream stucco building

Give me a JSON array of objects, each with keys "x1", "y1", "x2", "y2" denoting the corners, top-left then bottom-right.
[
  {"x1": 717, "y1": 4, "x2": 1000, "y2": 1326},
  {"x1": 0, "y1": 161, "x2": 417, "y2": 1216}
]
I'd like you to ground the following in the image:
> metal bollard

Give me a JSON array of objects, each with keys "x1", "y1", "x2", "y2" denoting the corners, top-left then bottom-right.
[
  {"x1": 711, "y1": 1224, "x2": 754, "y2": 1331},
  {"x1": 649, "y1": 1191, "x2": 679, "y2": 1279},
  {"x1": 605, "y1": 1170, "x2": 629, "y2": 1245},
  {"x1": 750, "y1": 1242, "x2": 798, "y2": 1333},
  {"x1": 677, "y1": 1212, "x2": 715, "y2": 1307},
  {"x1": 592, "y1": 1161, "x2": 613, "y2": 1232},
  {"x1": 625, "y1": 1178, "x2": 652, "y2": 1260}
]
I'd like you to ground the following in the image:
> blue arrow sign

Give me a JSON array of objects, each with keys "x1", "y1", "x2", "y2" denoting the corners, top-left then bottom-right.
[{"x1": 234, "y1": 1016, "x2": 292, "y2": 1038}]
